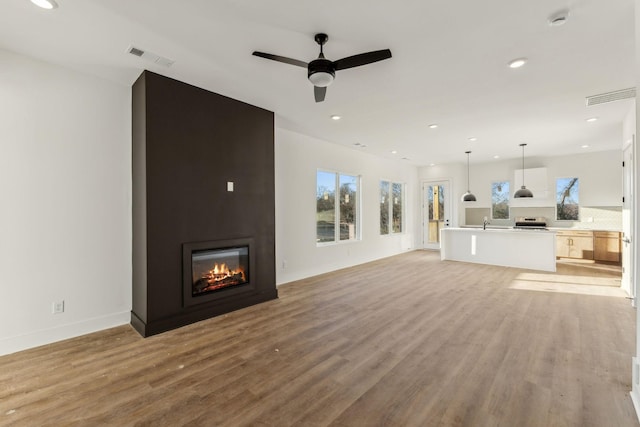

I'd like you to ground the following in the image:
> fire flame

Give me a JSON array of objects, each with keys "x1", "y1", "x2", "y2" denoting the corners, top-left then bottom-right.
[{"x1": 205, "y1": 263, "x2": 245, "y2": 283}]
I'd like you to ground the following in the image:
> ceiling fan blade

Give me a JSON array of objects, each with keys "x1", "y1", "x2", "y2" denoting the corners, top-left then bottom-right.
[
  {"x1": 252, "y1": 51, "x2": 308, "y2": 68},
  {"x1": 333, "y1": 49, "x2": 392, "y2": 71},
  {"x1": 314, "y1": 86, "x2": 326, "y2": 103}
]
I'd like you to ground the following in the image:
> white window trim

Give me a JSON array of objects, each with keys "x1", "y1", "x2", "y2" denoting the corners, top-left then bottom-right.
[
  {"x1": 380, "y1": 180, "x2": 405, "y2": 235},
  {"x1": 316, "y1": 169, "x2": 362, "y2": 246},
  {"x1": 555, "y1": 176, "x2": 580, "y2": 221},
  {"x1": 491, "y1": 180, "x2": 511, "y2": 220}
]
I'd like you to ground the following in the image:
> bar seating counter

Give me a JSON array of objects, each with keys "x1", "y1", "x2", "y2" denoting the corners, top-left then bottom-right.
[{"x1": 440, "y1": 227, "x2": 557, "y2": 272}]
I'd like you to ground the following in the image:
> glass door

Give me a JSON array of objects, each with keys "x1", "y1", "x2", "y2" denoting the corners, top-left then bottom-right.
[{"x1": 423, "y1": 180, "x2": 451, "y2": 250}]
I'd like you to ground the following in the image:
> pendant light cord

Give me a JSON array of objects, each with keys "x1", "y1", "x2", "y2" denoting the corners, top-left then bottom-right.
[
  {"x1": 520, "y1": 143, "x2": 526, "y2": 186},
  {"x1": 467, "y1": 153, "x2": 470, "y2": 191},
  {"x1": 466, "y1": 151, "x2": 471, "y2": 191}
]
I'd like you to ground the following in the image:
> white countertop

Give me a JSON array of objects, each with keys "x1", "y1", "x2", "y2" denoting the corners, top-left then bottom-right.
[
  {"x1": 441, "y1": 227, "x2": 557, "y2": 272},
  {"x1": 462, "y1": 225, "x2": 622, "y2": 232},
  {"x1": 453, "y1": 226, "x2": 556, "y2": 234}
]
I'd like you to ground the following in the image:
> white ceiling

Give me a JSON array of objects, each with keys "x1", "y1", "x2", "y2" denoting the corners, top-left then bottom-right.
[{"x1": 1, "y1": 0, "x2": 635, "y2": 166}]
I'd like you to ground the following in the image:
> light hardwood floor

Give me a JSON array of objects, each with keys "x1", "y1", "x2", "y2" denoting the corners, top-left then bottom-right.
[{"x1": 1, "y1": 251, "x2": 637, "y2": 426}]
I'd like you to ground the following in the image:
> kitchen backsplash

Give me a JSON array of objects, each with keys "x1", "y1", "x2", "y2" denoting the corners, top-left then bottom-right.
[{"x1": 465, "y1": 206, "x2": 622, "y2": 231}]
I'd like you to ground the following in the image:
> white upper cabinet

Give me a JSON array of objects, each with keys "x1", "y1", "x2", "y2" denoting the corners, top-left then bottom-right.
[{"x1": 512, "y1": 167, "x2": 553, "y2": 206}]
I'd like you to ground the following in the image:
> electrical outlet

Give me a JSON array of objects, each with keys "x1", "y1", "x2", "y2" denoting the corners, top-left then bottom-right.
[{"x1": 52, "y1": 300, "x2": 64, "y2": 314}]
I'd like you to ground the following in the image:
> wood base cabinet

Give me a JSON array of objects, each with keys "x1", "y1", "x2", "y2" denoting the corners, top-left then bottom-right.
[
  {"x1": 594, "y1": 231, "x2": 621, "y2": 263},
  {"x1": 556, "y1": 230, "x2": 594, "y2": 260}
]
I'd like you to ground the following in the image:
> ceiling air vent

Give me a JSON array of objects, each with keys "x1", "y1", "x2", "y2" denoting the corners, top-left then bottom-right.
[
  {"x1": 126, "y1": 45, "x2": 175, "y2": 68},
  {"x1": 128, "y1": 47, "x2": 145, "y2": 57},
  {"x1": 586, "y1": 87, "x2": 635, "y2": 106}
]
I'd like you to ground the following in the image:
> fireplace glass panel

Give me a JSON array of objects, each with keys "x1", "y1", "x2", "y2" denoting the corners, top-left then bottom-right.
[{"x1": 191, "y1": 246, "x2": 249, "y2": 296}]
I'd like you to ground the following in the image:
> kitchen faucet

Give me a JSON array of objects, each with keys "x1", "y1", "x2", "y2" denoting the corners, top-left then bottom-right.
[{"x1": 483, "y1": 216, "x2": 489, "y2": 230}]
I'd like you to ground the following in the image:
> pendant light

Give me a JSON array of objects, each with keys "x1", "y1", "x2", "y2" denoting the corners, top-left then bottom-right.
[
  {"x1": 514, "y1": 143, "x2": 533, "y2": 198},
  {"x1": 461, "y1": 151, "x2": 477, "y2": 202}
]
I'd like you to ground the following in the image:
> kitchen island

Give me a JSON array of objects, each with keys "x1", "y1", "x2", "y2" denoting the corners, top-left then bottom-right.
[{"x1": 440, "y1": 227, "x2": 557, "y2": 272}]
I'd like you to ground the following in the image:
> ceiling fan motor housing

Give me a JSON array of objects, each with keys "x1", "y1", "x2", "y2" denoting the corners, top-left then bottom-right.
[{"x1": 308, "y1": 58, "x2": 335, "y2": 87}]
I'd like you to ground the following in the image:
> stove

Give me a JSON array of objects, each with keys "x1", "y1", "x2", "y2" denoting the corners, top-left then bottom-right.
[{"x1": 514, "y1": 216, "x2": 548, "y2": 230}]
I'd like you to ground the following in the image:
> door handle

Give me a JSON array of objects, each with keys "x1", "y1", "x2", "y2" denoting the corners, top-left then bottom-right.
[{"x1": 623, "y1": 237, "x2": 631, "y2": 244}]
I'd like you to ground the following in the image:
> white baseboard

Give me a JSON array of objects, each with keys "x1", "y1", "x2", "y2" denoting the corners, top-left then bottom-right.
[{"x1": 0, "y1": 311, "x2": 131, "y2": 356}]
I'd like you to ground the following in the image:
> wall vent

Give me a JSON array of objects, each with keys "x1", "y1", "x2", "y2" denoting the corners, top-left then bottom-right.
[
  {"x1": 126, "y1": 45, "x2": 175, "y2": 68},
  {"x1": 128, "y1": 47, "x2": 145, "y2": 57},
  {"x1": 586, "y1": 88, "x2": 635, "y2": 106}
]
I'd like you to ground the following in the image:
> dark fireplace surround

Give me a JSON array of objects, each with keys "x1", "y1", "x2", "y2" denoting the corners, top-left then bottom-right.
[{"x1": 131, "y1": 71, "x2": 278, "y2": 337}]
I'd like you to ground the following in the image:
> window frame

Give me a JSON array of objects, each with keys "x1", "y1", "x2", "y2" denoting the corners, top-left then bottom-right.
[
  {"x1": 316, "y1": 169, "x2": 361, "y2": 245},
  {"x1": 556, "y1": 176, "x2": 580, "y2": 221},
  {"x1": 380, "y1": 179, "x2": 405, "y2": 235},
  {"x1": 491, "y1": 180, "x2": 510, "y2": 220}
]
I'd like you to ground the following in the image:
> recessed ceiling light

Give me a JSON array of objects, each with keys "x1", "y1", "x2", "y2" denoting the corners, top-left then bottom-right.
[
  {"x1": 428, "y1": 124, "x2": 438, "y2": 129},
  {"x1": 493, "y1": 155, "x2": 500, "y2": 159},
  {"x1": 468, "y1": 137, "x2": 477, "y2": 142},
  {"x1": 430, "y1": 163, "x2": 436, "y2": 167},
  {"x1": 508, "y1": 58, "x2": 527, "y2": 69},
  {"x1": 353, "y1": 142, "x2": 361, "y2": 146},
  {"x1": 586, "y1": 117, "x2": 598, "y2": 122},
  {"x1": 30, "y1": 0, "x2": 58, "y2": 9},
  {"x1": 581, "y1": 144, "x2": 590, "y2": 149},
  {"x1": 391, "y1": 150, "x2": 398, "y2": 154},
  {"x1": 330, "y1": 115, "x2": 341, "y2": 120}
]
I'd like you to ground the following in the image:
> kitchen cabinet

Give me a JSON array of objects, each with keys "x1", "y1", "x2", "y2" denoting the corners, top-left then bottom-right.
[
  {"x1": 511, "y1": 167, "x2": 553, "y2": 207},
  {"x1": 556, "y1": 230, "x2": 594, "y2": 260},
  {"x1": 594, "y1": 231, "x2": 621, "y2": 263},
  {"x1": 442, "y1": 228, "x2": 556, "y2": 272}
]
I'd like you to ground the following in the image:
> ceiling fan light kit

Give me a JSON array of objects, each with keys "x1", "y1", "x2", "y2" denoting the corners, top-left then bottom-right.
[
  {"x1": 253, "y1": 33, "x2": 392, "y2": 102},
  {"x1": 308, "y1": 65, "x2": 334, "y2": 87}
]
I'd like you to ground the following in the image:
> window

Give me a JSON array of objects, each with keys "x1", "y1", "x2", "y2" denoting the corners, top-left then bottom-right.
[
  {"x1": 380, "y1": 180, "x2": 404, "y2": 234},
  {"x1": 556, "y1": 177, "x2": 579, "y2": 220},
  {"x1": 491, "y1": 181, "x2": 510, "y2": 219},
  {"x1": 316, "y1": 170, "x2": 359, "y2": 243},
  {"x1": 392, "y1": 182, "x2": 403, "y2": 232},
  {"x1": 380, "y1": 181, "x2": 389, "y2": 234}
]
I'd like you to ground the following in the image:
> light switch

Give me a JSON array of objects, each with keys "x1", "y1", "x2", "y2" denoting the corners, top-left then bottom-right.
[{"x1": 227, "y1": 181, "x2": 234, "y2": 192}]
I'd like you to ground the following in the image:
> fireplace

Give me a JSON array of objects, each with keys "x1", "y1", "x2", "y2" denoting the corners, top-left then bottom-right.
[
  {"x1": 131, "y1": 71, "x2": 277, "y2": 337},
  {"x1": 182, "y1": 238, "x2": 255, "y2": 308}
]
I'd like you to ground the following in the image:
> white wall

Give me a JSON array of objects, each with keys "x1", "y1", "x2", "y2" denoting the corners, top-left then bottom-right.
[
  {"x1": 420, "y1": 150, "x2": 622, "y2": 226},
  {"x1": 462, "y1": 151, "x2": 621, "y2": 208},
  {"x1": 418, "y1": 163, "x2": 466, "y2": 227},
  {"x1": 0, "y1": 49, "x2": 131, "y2": 355},
  {"x1": 0, "y1": 49, "x2": 420, "y2": 354},
  {"x1": 275, "y1": 128, "x2": 420, "y2": 284}
]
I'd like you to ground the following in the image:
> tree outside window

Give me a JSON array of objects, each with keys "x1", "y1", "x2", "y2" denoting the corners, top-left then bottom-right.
[
  {"x1": 556, "y1": 177, "x2": 579, "y2": 220},
  {"x1": 392, "y1": 182, "x2": 403, "y2": 233},
  {"x1": 317, "y1": 170, "x2": 359, "y2": 243},
  {"x1": 381, "y1": 180, "x2": 404, "y2": 234},
  {"x1": 380, "y1": 181, "x2": 390, "y2": 234},
  {"x1": 491, "y1": 181, "x2": 510, "y2": 219}
]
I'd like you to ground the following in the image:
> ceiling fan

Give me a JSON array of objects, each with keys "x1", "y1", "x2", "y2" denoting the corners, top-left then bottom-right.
[{"x1": 253, "y1": 33, "x2": 392, "y2": 103}]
